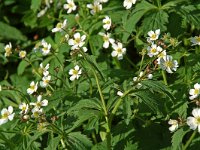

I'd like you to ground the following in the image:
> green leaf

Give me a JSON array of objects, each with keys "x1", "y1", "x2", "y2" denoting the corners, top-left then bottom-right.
[
  {"x1": 44, "y1": 136, "x2": 60, "y2": 150},
  {"x1": 141, "y1": 10, "x2": 169, "y2": 34},
  {"x1": 17, "y1": 60, "x2": 30, "y2": 75},
  {"x1": 171, "y1": 128, "x2": 190, "y2": 150},
  {"x1": 31, "y1": 0, "x2": 41, "y2": 13},
  {"x1": 0, "y1": 22, "x2": 26, "y2": 41}
]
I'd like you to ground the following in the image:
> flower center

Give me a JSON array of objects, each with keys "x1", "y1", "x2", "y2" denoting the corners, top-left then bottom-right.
[
  {"x1": 117, "y1": 48, "x2": 122, "y2": 54},
  {"x1": 194, "y1": 89, "x2": 199, "y2": 95},
  {"x1": 36, "y1": 102, "x2": 41, "y2": 108},
  {"x1": 68, "y1": 3, "x2": 74, "y2": 8},
  {"x1": 151, "y1": 34, "x2": 156, "y2": 39},
  {"x1": 165, "y1": 61, "x2": 173, "y2": 68},
  {"x1": 151, "y1": 48, "x2": 157, "y2": 53},
  {"x1": 196, "y1": 117, "x2": 200, "y2": 124},
  {"x1": 73, "y1": 70, "x2": 78, "y2": 75},
  {"x1": 103, "y1": 36, "x2": 109, "y2": 41},
  {"x1": 196, "y1": 37, "x2": 200, "y2": 42},
  {"x1": 30, "y1": 85, "x2": 35, "y2": 90},
  {"x1": 43, "y1": 47, "x2": 48, "y2": 51},
  {"x1": 75, "y1": 38, "x2": 81, "y2": 44},
  {"x1": 2, "y1": 112, "x2": 9, "y2": 119}
]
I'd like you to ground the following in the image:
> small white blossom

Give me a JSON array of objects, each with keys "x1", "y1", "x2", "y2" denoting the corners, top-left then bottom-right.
[
  {"x1": 99, "y1": 32, "x2": 115, "y2": 48},
  {"x1": 0, "y1": 106, "x2": 15, "y2": 125},
  {"x1": 63, "y1": 0, "x2": 76, "y2": 14},
  {"x1": 156, "y1": 50, "x2": 167, "y2": 64},
  {"x1": 40, "y1": 63, "x2": 50, "y2": 76},
  {"x1": 147, "y1": 74, "x2": 153, "y2": 79},
  {"x1": 133, "y1": 77, "x2": 142, "y2": 89},
  {"x1": 30, "y1": 95, "x2": 48, "y2": 108},
  {"x1": 68, "y1": 32, "x2": 86, "y2": 50},
  {"x1": 187, "y1": 108, "x2": 200, "y2": 133},
  {"x1": 147, "y1": 44, "x2": 162, "y2": 57},
  {"x1": 123, "y1": 0, "x2": 137, "y2": 9},
  {"x1": 37, "y1": 7, "x2": 48, "y2": 18},
  {"x1": 19, "y1": 103, "x2": 29, "y2": 114},
  {"x1": 147, "y1": 29, "x2": 160, "y2": 42},
  {"x1": 41, "y1": 39, "x2": 51, "y2": 55},
  {"x1": 168, "y1": 119, "x2": 178, "y2": 132},
  {"x1": 103, "y1": 16, "x2": 112, "y2": 31},
  {"x1": 19, "y1": 51, "x2": 26, "y2": 58},
  {"x1": 27, "y1": 81, "x2": 38, "y2": 95},
  {"x1": 111, "y1": 42, "x2": 126, "y2": 60},
  {"x1": 160, "y1": 55, "x2": 178, "y2": 74},
  {"x1": 69, "y1": 65, "x2": 82, "y2": 81},
  {"x1": 189, "y1": 83, "x2": 200, "y2": 100},
  {"x1": 40, "y1": 75, "x2": 51, "y2": 88},
  {"x1": 190, "y1": 36, "x2": 200, "y2": 46},
  {"x1": 4, "y1": 42, "x2": 12, "y2": 57},
  {"x1": 31, "y1": 107, "x2": 43, "y2": 118},
  {"x1": 87, "y1": 2, "x2": 102, "y2": 15},
  {"x1": 52, "y1": 19, "x2": 67, "y2": 32},
  {"x1": 117, "y1": 91, "x2": 124, "y2": 97}
]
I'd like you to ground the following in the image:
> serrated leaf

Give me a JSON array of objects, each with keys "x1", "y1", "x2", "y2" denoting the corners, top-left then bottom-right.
[
  {"x1": 0, "y1": 22, "x2": 26, "y2": 41},
  {"x1": 17, "y1": 60, "x2": 29, "y2": 75},
  {"x1": 31, "y1": 0, "x2": 41, "y2": 12},
  {"x1": 141, "y1": 10, "x2": 169, "y2": 34},
  {"x1": 171, "y1": 128, "x2": 189, "y2": 150}
]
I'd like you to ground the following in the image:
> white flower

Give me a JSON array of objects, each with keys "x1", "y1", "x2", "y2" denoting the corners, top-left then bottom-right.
[
  {"x1": 189, "y1": 83, "x2": 200, "y2": 100},
  {"x1": 96, "y1": 0, "x2": 109, "y2": 3},
  {"x1": 103, "y1": 16, "x2": 112, "y2": 31},
  {"x1": 87, "y1": 2, "x2": 102, "y2": 15},
  {"x1": 187, "y1": 108, "x2": 200, "y2": 133},
  {"x1": 19, "y1": 51, "x2": 26, "y2": 58},
  {"x1": 63, "y1": 0, "x2": 76, "y2": 14},
  {"x1": 190, "y1": 36, "x2": 200, "y2": 46},
  {"x1": 19, "y1": 103, "x2": 29, "y2": 114},
  {"x1": 168, "y1": 119, "x2": 178, "y2": 132},
  {"x1": 4, "y1": 42, "x2": 12, "y2": 57},
  {"x1": 0, "y1": 106, "x2": 15, "y2": 125},
  {"x1": 147, "y1": 74, "x2": 153, "y2": 79},
  {"x1": 41, "y1": 39, "x2": 51, "y2": 55},
  {"x1": 147, "y1": 44, "x2": 162, "y2": 57},
  {"x1": 69, "y1": 65, "x2": 82, "y2": 81},
  {"x1": 68, "y1": 32, "x2": 86, "y2": 50},
  {"x1": 37, "y1": 7, "x2": 48, "y2": 18},
  {"x1": 30, "y1": 95, "x2": 48, "y2": 108},
  {"x1": 31, "y1": 107, "x2": 43, "y2": 118},
  {"x1": 40, "y1": 75, "x2": 51, "y2": 88},
  {"x1": 111, "y1": 42, "x2": 126, "y2": 60},
  {"x1": 123, "y1": 0, "x2": 137, "y2": 9},
  {"x1": 117, "y1": 91, "x2": 124, "y2": 97},
  {"x1": 99, "y1": 32, "x2": 115, "y2": 48},
  {"x1": 147, "y1": 29, "x2": 160, "y2": 42},
  {"x1": 40, "y1": 63, "x2": 50, "y2": 76},
  {"x1": 160, "y1": 55, "x2": 178, "y2": 73},
  {"x1": 156, "y1": 50, "x2": 166, "y2": 64},
  {"x1": 27, "y1": 81, "x2": 38, "y2": 95},
  {"x1": 52, "y1": 19, "x2": 67, "y2": 32}
]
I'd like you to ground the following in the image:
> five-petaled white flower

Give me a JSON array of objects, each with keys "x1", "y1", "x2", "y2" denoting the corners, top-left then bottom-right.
[
  {"x1": 68, "y1": 32, "x2": 86, "y2": 50},
  {"x1": 87, "y1": 2, "x2": 102, "y2": 15},
  {"x1": 19, "y1": 103, "x2": 29, "y2": 114},
  {"x1": 189, "y1": 83, "x2": 200, "y2": 100},
  {"x1": 19, "y1": 50, "x2": 27, "y2": 59},
  {"x1": 41, "y1": 39, "x2": 51, "y2": 55},
  {"x1": 0, "y1": 106, "x2": 15, "y2": 125},
  {"x1": 160, "y1": 55, "x2": 178, "y2": 74},
  {"x1": 63, "y1": 0, "x2": 77, "y2": 14},
  {"x1": 27, "y1": 81, "x2": 38, "y2": 95},
  {"x1": 39, "y1": 63, "x2": 50, "y2": 76},
  {"x1": 111, "y1": 42, "x2": 126, "y2": 60},
  {"x1": 187, "y1": 108, "x2": 200, "y2": 133},
  {"x1": 168, "y1": 119, "x2": 178, "y2": 132},
  {"x1": 123, "y1": 0, "x2": 137, "y2": 9},
  {"x1": 190, "y1": 36, "x2": 200, "y2": 46},
  {"x1": 103, "y1": 16, "x2": 112, "y2": 31},
  {"x1": 99, "y1": 32, "x2": 115, "y2": 48},
  {"x1": 30, "y1": 95, "x2": 48, "y2": 108},
  {"x1": 4, "y1": 42, "x2": 12, "y2": 57},
  {"x1": 69, "y1": 65, "x2": 82, "y2": 81},
  {"x1": 31, "y1": 107, "x2": 43, "y2": 118},
  {"x1": 52, "y1": 19, "x2": 67, "y2": 32},
  {"x1": 147, "y1": 44, "x2": 163, "y2": 57},
  {"x1": 40, "y1": 75, "x2": 51, "y2": 88},
  {"x1": 147, "y1": 29, "x2": 160, "y2": 42}
]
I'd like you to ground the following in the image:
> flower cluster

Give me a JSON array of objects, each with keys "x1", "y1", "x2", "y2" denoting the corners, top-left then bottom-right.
[
  {"x1": 133, "y1": 71, "x2": 153, "y2": 89},
  {"x1": 146, "y1": 29, "x2": 179, "y2": 74},
  {"x1": 39, "y1": 63, "x2": 51, "y2": 88},
  {"x1": 34, "y1": 39, "x2": 51, "y2": 56}
]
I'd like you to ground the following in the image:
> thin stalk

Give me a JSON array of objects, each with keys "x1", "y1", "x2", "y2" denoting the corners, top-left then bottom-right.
[
  {"x1": 139, "y1": 54, "x2": 145, "y2": 74},
  {"x1": 162, "y1": 70, "x2": 168, "y2": 85},
  {"x1": 183, "y1": 130, "x2": 197, "y2": 150}
]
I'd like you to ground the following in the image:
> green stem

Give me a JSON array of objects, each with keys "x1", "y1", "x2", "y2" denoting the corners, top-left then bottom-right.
[
  {"x1": 139, "y1": 54, "x2": 145, "y2": 74},
  {"x1": 162, "y1": 70, "x2": 168, "y2": 85},
  {"x1": 183, "y1": 130, "x2": 197, "y2": 150},
  {"x1": 114, "y1": 58, "x2": 121, "y2": 69}
]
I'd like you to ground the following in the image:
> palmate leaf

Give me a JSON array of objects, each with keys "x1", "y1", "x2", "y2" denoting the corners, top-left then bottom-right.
[
  {"x1": 122, "y1": 0, "x2": 157, "y2": 42},
  {"x1": 66, "y1": 132, "x2": 92, "y2": 150},
  {"x1": 141, "y1": 9, "x2": 169, "y2": 34}
]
